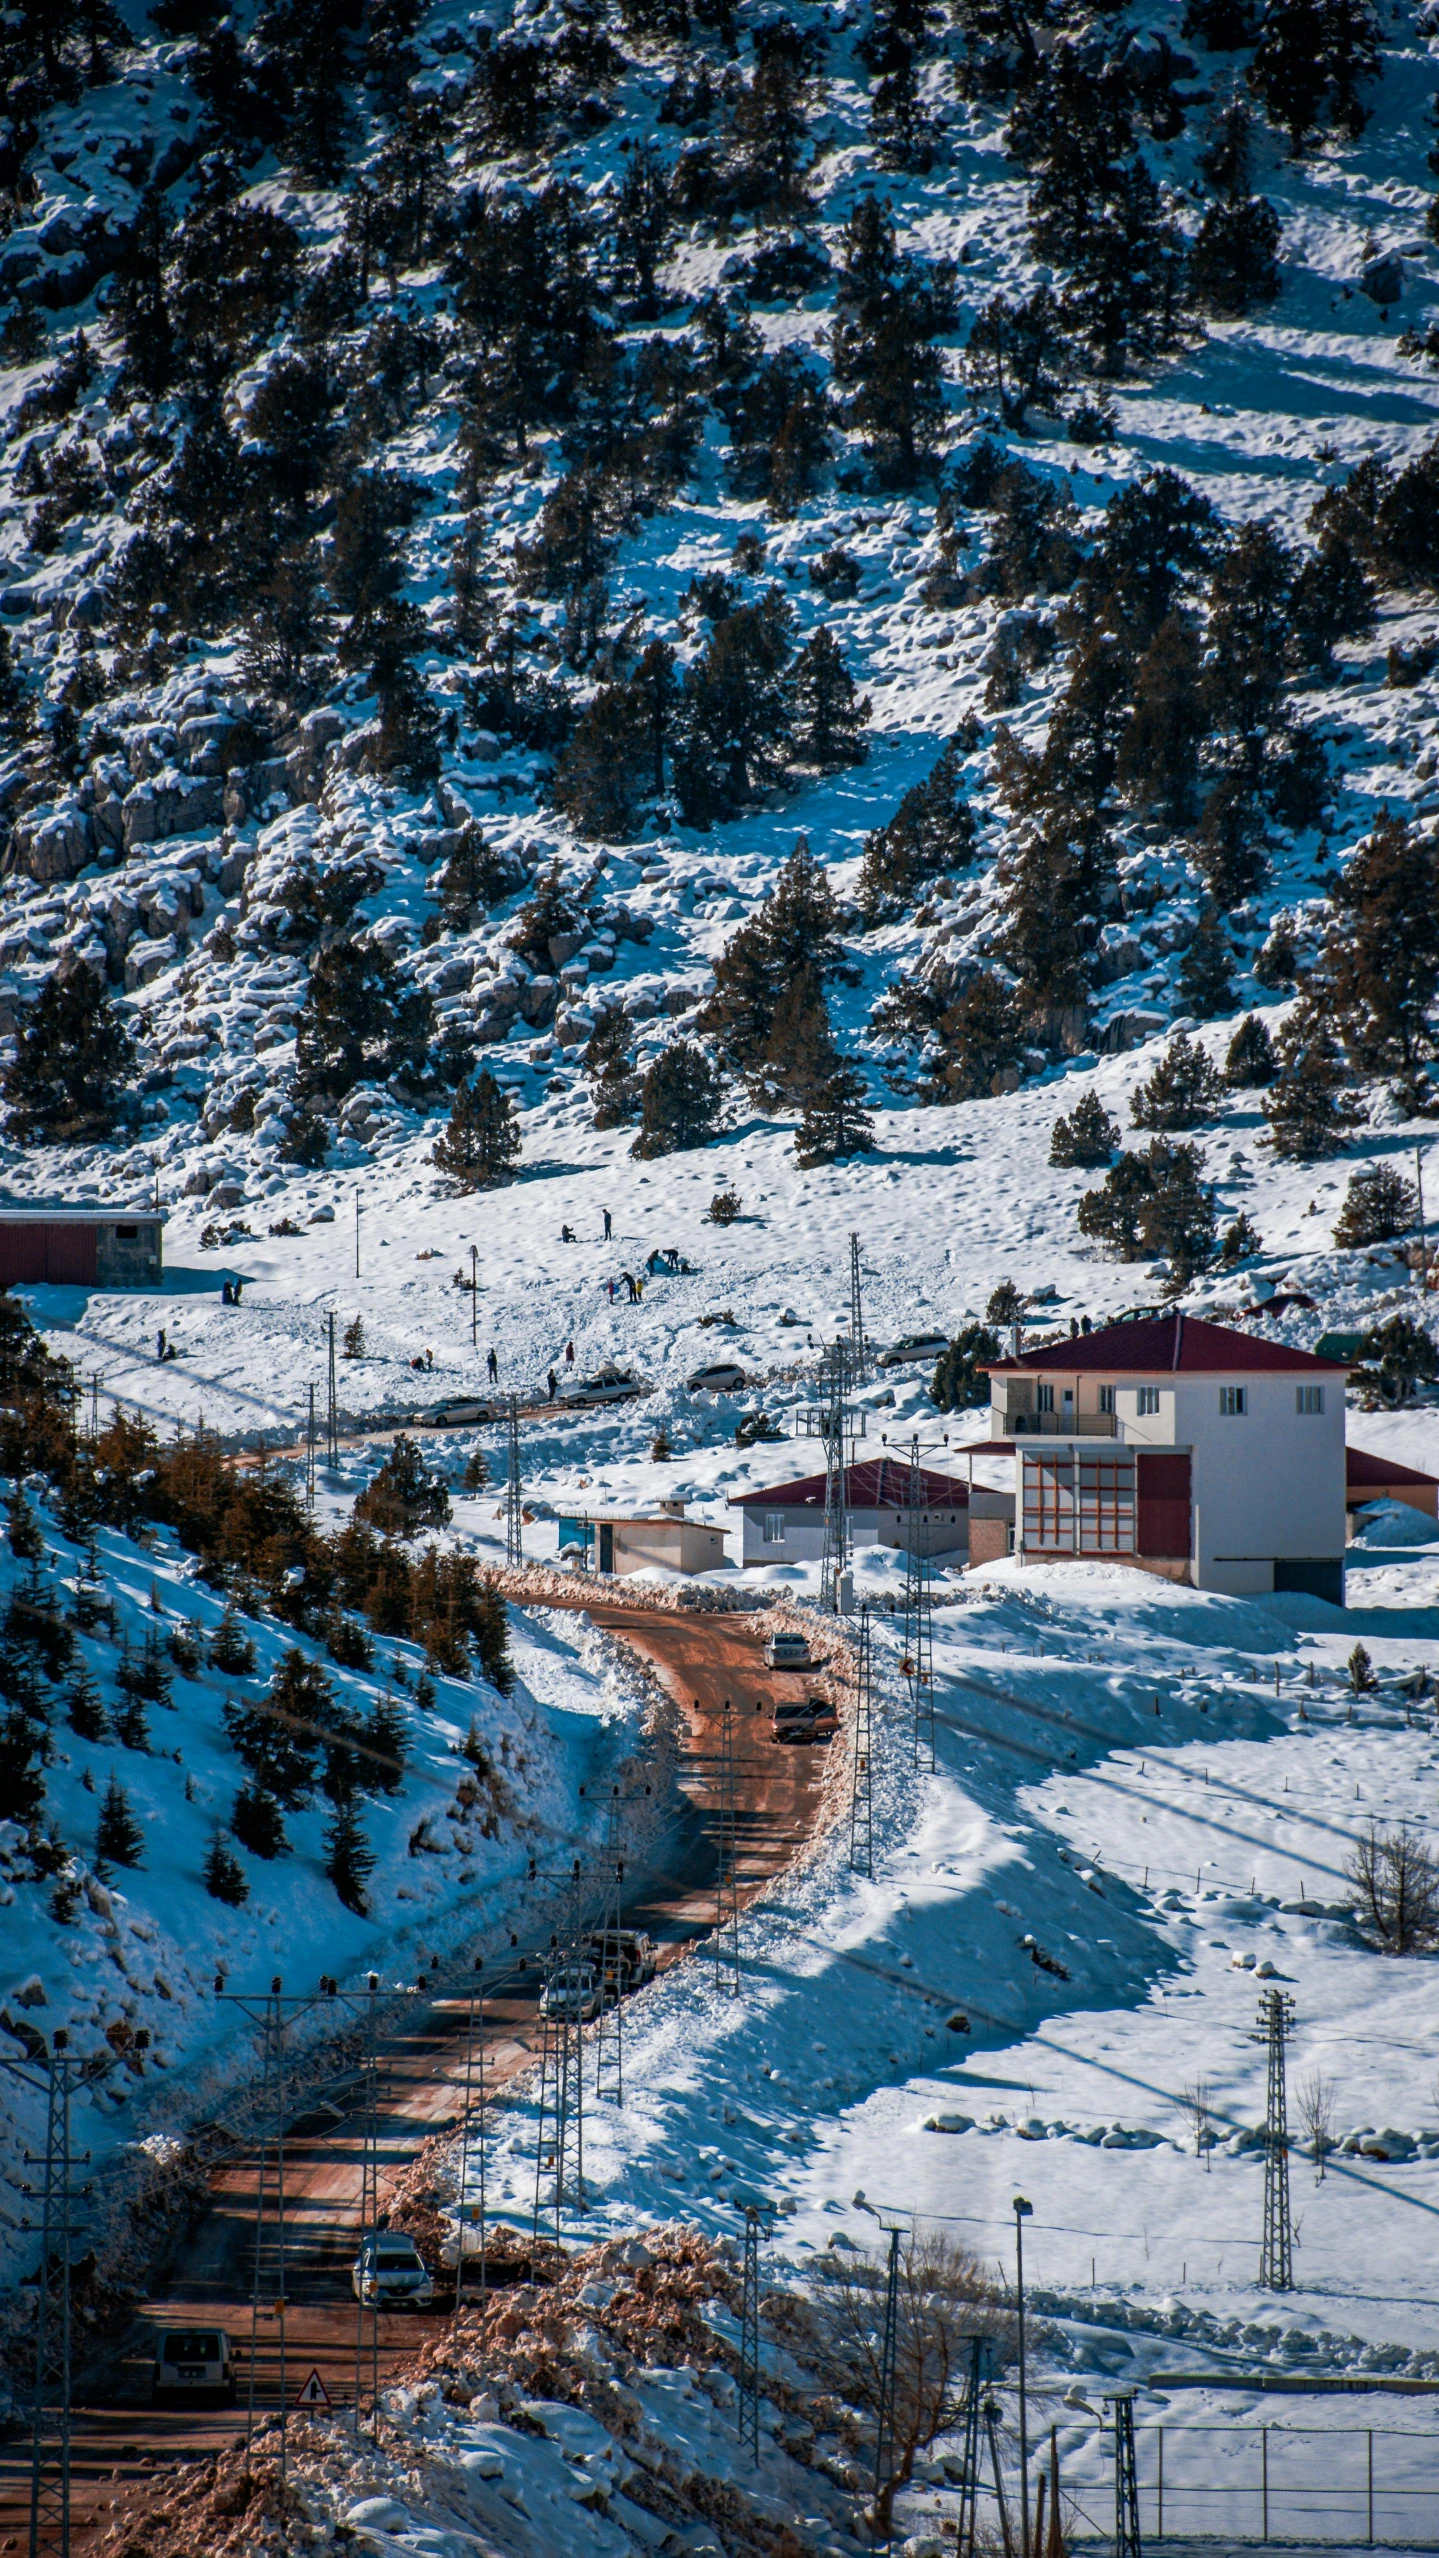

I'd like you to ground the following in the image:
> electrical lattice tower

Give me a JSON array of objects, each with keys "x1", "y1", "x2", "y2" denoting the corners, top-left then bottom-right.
[
  {"x1": 712, "y1": 1702, "x2": 740, "y2": 1995},
  {"x1": 873, "y1": 2224, "x2": 903, "y2": 2552},
  {"x1": 820, "y1": 1339, "x2": 852, "y2": 1616},
  {"x1": 505, "y1": 1395, "x2": 523, "y2": 1567},
  {"x1": 532, "y1": 1862, "x2": 586, "y2": 2244},
  {"x1": 452, "y1": 1964, "x2": 487, "y2": 2334},
  {"x1": 353, "y1": 1973, "x2": 384, "y2": 2434},
  {"x1": 849, "y1": 1601, "x2": 875, "y2": 1878},
  {"x1": 4, "y1": 2032, "x2": 107, "y2": 2558},
  {"x1": 326, "y1": 1311, "x2": 338, "y2": 1465},
  {"x1": 737, "y1": 2203, "x2": 767, "y2": 2465},
  {"x1": 848, "y1": 1231, "x2": 867, "y2": 1384},
  {"x1": 1112, "y1": 2391, "x2": 1142, "y2": 2558},
  {"x1": 953, "y1": 2335, "x2": 990, "y2": 2558},
  {"x1": 593, "y1": 1789, "x2": 627, "y2": 2105},
  {"x1": 1256, "y1": 1987, "x2": 1297, "y2": 2290},
  {"x1": 902, "y1": 1436, "x2": 936, "y2": 1772}
]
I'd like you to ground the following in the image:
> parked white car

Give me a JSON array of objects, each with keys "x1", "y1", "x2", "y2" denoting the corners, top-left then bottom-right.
[
  {"x1": 540, "y1": 1962, "x2": 603, "y2": 2022},
  {"x1": 558, "y1": 1367, "x2": 646, "y2": 1406},
  {"x1": 876, "y1": 1331, "x2": 950, "y2": 1370},
  {"x1": 423, "y1": 1394, "x2": 499, "y2": 1426},
  {"x1": 351, "y1": 2232, "x2": 434, "y2": 2308},
  {"x1": 765, "y1": 1629, "x2": 812, "y2": 1670},
  {"x1": 686, "y1": 1361, "x2": 747, "y2": 1392}
]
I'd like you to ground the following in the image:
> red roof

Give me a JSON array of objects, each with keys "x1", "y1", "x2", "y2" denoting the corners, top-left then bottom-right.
[
  {"x1": 986, "y1": 1312, "x2": 1350, "y2": 1378},
  {"x1": 731, "y1": 1458, "x2": 969, "y2": 1510},
  {"x1": 1347, "y1": 1446, "x2": 1439, "y2": 1491}
]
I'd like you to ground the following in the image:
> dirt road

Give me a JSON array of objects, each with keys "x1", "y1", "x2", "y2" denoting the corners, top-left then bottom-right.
[{"x1": 0, "y1": 1596, "x2": 834, "y2": 2551}]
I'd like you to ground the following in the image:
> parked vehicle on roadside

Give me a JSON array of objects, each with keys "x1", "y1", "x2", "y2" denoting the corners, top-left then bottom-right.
[
  {"x1": 150, "y1": 2329, "x2": 235, "y2": 2405},
  {"x1": 586, "y1": 1928, "x2": 658, "y2": 1994},
  {"x1": 685, "y1": 1361, "x2": 747, "y2": 1392},
  {"x1": 558, "y1": 1367, "x2": 645, "y2": 1406},
  {"x1": 351, "y1": 2232, "x2": 434, "y2": 2308},
  {"x1": 876, "y1": 1331, "x2": 950, "y2": 1370},
  {"x1": 423, "y1": 1394, "x2": 498, "y2": 1426},
  {"x1": 540, "y1": 1961, "x2": 603, "y2": 2021},
  {"x1": 764, "y1": 1629, "x2": 812, "y2": 1670}
]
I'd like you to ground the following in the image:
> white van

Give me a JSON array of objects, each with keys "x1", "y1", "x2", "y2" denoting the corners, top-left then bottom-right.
[
  {"x1": 151, "y1": 2328, "x2": 235, "y2": 2404},
  {"x1": 764, "y1": 1629, "x2": 811, "y2": 1670}
]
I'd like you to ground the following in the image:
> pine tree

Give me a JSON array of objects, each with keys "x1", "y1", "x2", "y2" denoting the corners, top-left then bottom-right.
[
  {"x1": 432, "y1": 1071, "x2": 522, "y2": 1190},
  {"x1": 793, "y1": 1043, "x2": 875, "y2": 1166},
  {"x1": 699, "y1": 839, "x2": 845, "y2": 1092},
  {"x1": 343, "y1": 1315, "x2": 366, "y2": 1358},
  {"x1": 1130, "y1": 1032, "x2": 1225, "y2": 1130},
  {"x1": 1189, "y1": 197, "x2": 1282, "y2": 316},
  {"x1": 65, "y1": 1668, "x2": 108, "y2": 1742},
  {"x1": 95, "y1": 1774, "x2": 144, "y2": 1870},
  {"x1": 583, "y1": 1013, "x2": 640, "y2": 1130},
  {"x1": 1249, "y1": 0, "x2": 1380, "y2": 151},
  {"x1": 3, "y1": 969, "x2": 138, "y2": 1146},
  {"x1": 1316, "y1": 815, "x2": 1439, "y2": 1111},
  {"x1": 324, "y1": 1800, "x2": 375, "y2": 1913},
  {"x1": 1116, "y1": 613, "x2": 1205, "y2": 824},
  {"x1": 961, "y1": 286, "x2": 1071, "y2": 430},
  {"x1": 673, "y1": 591, "x2": 796, "y2": 824},
  {"x1": 112, "y1": 1657, "x2": 151, "y2": 1754},
  {"x1": 0, "y1": 1707, "x2": 45, "y2": 1829},
  {"x1": 462, "y1": 1445, "x2": 490, "y2": 1494},
  {"x1": 1262, "y1": 1005, "x2": 1363, "y2": 1157},
  {"x1": 1078, "y1": 1139, "x2": 1216, "y2": 1278},
  {"x1": 1290, "y1": 536, "x2": 1375, "y2": 675},
  {"x1": 857, "y1": 739, "x2": 976, "y2": 923},
  {"x1": 631, "y1": 1042, "x2": 721, "y2": 1158},
  {"x1": 231, "y1": 1782, "x2": 288, "y2": 1859},
  {"x1": 932, "y1": 1323, "x2": 1003, "y2": 1412},
  {"x1": 790, "y1": 629, "x2": 871, "y2": 771},
  {"x1": 5, "y1": 1488, "x2": 41, "y2": 1562},
  {"x1": 294, "y1": 937, "x2": 435, "y2": 1107},
  {"x1": 203, "y1": 1828, "x2": 250, "y2": 1905},
  {"x1": 1177, "y1": 910, "x2": 1237, "y2": 1021},
  {"x1": 208, "y1": 1604, "x2": 257, "y2": 1675},
  {"x1": 355, "y1": 1434, "x2": 451, "y2": 1535},
  {"x1": 1225, "y1": 1011, "x2": 1279, "y2": 1086},
  {"x1": 1334, "y1": 1163, "x2": 1419, "y2": 1247},
  {"x1": 434, "y1": 823, "x2": 519, "y2": 933},
  {"x1": 1220, "y1": 1210, "x2": 1265, "y2": 1265},
  {"x1": 550, "y1": 684, "x2": 652, "y2": 840},
  {"x1": 757, "y1": 967, "x2": 836, "y2": 1112},
  {"x1": 831, "y1": 195, "x2": 958, "y2": 484},
  {"x1": 360, "y1": 1690, "x2": 407, "y2": 1794},
  {"x1": 1049, "y1": 1090, "x2": 1120, "y2": 1168}
]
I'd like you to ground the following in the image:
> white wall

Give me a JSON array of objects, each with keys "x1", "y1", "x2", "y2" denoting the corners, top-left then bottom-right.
[{"x1": 1171, "y1": 1371, "x2": 1346, "y2": 1584}]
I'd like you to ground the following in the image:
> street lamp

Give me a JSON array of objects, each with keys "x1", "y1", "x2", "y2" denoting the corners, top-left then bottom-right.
[{"x1": 1014, "y1": 2195, "x2": 1034, "y2": 2558}]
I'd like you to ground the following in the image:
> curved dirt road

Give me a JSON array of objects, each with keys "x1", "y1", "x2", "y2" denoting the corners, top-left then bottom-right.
[{"x1": 0, "y1": 1594, "x2": 837, "y2": 2551}]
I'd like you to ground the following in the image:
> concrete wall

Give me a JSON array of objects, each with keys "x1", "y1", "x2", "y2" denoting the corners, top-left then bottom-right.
[
  {"x1": 739, "y1": 1504, "x2": 968, "y2": 1565},
  {"x1": 613, "y1": 1522, "x2": 727, "y2": 1576},
  {"x1": 1173, "y1": 1372, "x2": 1345, "y2": 1594}
]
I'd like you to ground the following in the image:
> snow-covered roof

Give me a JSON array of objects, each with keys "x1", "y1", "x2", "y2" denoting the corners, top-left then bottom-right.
[
  {"x1": 986, "y1": 1313, "x2": 1351, "y2": 1379},
  {"x1": 729, "y1": 1458, "x2": 970, "y2": 1509},
  {"x1": 0, "y1": 1203, "x2": 164, "y2": 1224}
]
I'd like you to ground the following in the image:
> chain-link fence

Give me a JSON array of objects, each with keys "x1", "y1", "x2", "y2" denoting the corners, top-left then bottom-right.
[{"x1": 1065, "y1": 2419, "x2": 1439, "y2": 2547}]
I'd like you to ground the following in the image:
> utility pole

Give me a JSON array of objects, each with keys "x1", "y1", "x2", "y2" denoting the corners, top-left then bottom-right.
[
  {"x1": 505, "y1": 1395, "x2": 523, "y2": 1567},
  {"x1": 1255, "y1": 1988, "x2": 1296, "y2": 2290},
  {"x1": 849, "y1": 1601, "x2": 875, "y2": 1879},
  {"x1": 306, "y1": 1384, "x2": 316, "y2": 1509},
  {"x1": 452, "y1": 1960, "x2": 486, "y2": 2336},
  {"x1": 954, "y1": 2336, "x2": 992, "y2": 2558},
  {"x1": 849, "y1": 1231, "x2": 868, "y2": 1385},
  {"x1": 873, "y1": 2222, "x2": 903, "y2": 2554},
  {"x1": 713, "y1": 1700, "x2": 740, "y2": 1995},
  {"x1": 1014, "y1": 2195, "x2": 1034, "y2": 2558},
  {"x1": 820, "y1": 1338, "x2": 854, "y2": 1616},
  {"x1": 4, "y1": 2032, "x2": 112, "y2": 2558},
  {"x1": 737, "y1": 2202, "x2": 770, "y2": 2466},
  {"x1": 326, "y1": 1311, "x2": 338, "y2": 1465},
  {"x1": 1111, "y1": 2390, "x2": 1141, "y2": 2558},
  {"x1": 470, "y1": 1243, "x2": 479, "y2": 1352},
  {"x1": 1416, "y1": 1145, "x2": 1429, "y2": 1304},
  {"x1": 531, "y1": 1860, "x2": 587, "y2": 2246},
  {"x1": 354, "y1": 1191, "x2": 362, "y2": 1279},
  {"x1": 352, "y1": 1970, "x2": 384, "y2": 2439},
  {"x1": 213, "y1": 1976, "x2": 325, "y2": 2474}
]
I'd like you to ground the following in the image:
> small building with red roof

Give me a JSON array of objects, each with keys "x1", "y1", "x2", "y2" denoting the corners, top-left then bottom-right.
[
  {"x1": 729, "y1": 1455, "x2": 971, "y2": 1568},
  {"x1": 977, "y1": 1311, "x2": 1352, "y2": 1603},
  {"x1": 1345, "y1": 1446, "x2": 1439, "y2": 1538}
]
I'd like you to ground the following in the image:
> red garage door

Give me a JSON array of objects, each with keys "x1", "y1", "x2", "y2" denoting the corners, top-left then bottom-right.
[
  {"x1": 0, "y1": 1223, "x2": 98, "y2": 1284},
  {"x1": 1137, "y1": 1451, "x2": 1191, "y2": 1557}
]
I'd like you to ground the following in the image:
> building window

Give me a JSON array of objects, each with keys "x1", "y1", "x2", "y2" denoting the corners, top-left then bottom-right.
[
  {"x1": 1136, "y1": 1386, "x2": 1160, "y2": 1416},
  {"x1": 1219, "y1": 1386, "x2": 1248, "y2": 1416},
  {"x1": 1078, "y1": 1455, "x2": 1135, "y2": 1554},
  {"x1": 1037, "y1": 1383, "x2": 1055, "y2": 1414},
  {"x1": 1099, "y1": 1385, "x2": 1115, "y2": 1415},
  {"x1": 763, "y1": 1512, "x2": 786, "y2": 1545},
  {"x1": 1023, "y1": 1455, "x2": 1074, "y2": 1552},
  {"x1": 114, "y1": 1224, "x2": 138, "y2": 1239},
  {"x1": 1296, "y1": 1385, "x2": 1324, "y2": 1414}
]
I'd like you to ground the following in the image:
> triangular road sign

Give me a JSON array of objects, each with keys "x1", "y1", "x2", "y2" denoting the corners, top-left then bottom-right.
[{"x1": 294, "y1": 2367, "x2": 331, "y2": 2409}]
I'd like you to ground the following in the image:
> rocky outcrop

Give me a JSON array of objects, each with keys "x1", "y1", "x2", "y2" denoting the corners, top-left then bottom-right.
[{"x1": 121, "y1": 774, "x2": 226, "y2": 852}]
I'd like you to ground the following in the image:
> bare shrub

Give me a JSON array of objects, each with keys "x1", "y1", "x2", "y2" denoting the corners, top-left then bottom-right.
[
  {"x1": 1297, "y1": 2070, "x2": 1337, "y2": 2181},
  {"x1": 1181, "y1": 2076, "x2": 1212, "y2": 2170},
  {"x1": 1345, "y1": 1821, "x2": 1439, "y2": 1954}
]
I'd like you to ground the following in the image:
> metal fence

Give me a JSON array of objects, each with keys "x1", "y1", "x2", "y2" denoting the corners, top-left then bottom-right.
[{"x1": 1066, "y1": 2422, "x2": 1439, "y2": 2548}]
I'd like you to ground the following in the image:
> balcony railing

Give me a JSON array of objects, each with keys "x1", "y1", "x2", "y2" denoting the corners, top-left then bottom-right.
[{"x1": 997, "y1": 1410, "x2": 1118, "y2": 1438}]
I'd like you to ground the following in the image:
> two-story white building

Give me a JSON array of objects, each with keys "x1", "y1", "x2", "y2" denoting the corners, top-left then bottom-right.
[{"x1": 975, "y1": 1312, "x2": 1351, "y2": 1603}]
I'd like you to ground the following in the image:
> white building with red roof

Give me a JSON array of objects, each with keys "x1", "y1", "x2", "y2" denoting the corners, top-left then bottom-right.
[
  {"x1": 977, "y1": 1311, "x2": 1352, "y2": 1604},
  {"x1": 729, "y1": 1455, "x2": 971, "y2": 1569}
]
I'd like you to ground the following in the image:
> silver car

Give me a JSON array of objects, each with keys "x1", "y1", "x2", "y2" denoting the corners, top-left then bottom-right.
[
  {"x1": 686, "y1": 1360, "x2": 747, "y2": 1392},
  {"x1": 351, "y1": 2232, "x2": 434, "y2": 2307},
  {"x1": 559, "y1": 1367, "x2": 645, "y2": 1405},
  {"x1": 423, "y1": 1394, "x2": 498, "y2": 1426},
  {"x1": 876, "y1": 1331, "x2": 950, "y2": 1370}
]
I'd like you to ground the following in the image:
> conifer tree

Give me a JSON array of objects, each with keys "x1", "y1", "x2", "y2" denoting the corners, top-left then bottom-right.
[
  {"x1": 583, "y1": 1013, "x2": 640, "y2": 1130},
  {"x1": 1333, "y1": 1163, "x2": 1418, "y2": 1247},
  {"x1": 203, "y1": 1828, "x2": 250, "y2": 1905},
  {"x1": 961, "y1": 286, "x2": 1071, "y2": 430},
  {"x1": 551, "y1": 685, "x2": 652, "y2": 839},
  {"x1": 294, "y1": 938, "x2": 434, "y2": 1107},
  {"x1": 1262, "y1": 1005, "x2": 1363, "y2": 1157},
  {"x1": 343, "y1": 1315, "x2": 366, "y2": 1358},
  {"x1": 360, "y1": 1690, "x2": 407, "y2": 1793},
  {"x1": 700, "y1": 839, "x2": 845, "y2": 1092},
  {"x1": 432, "y1": 1070, "x2": 522, "y2": 1190},
  {"x1": 1177, "y1": 909, "x2": 1237, "y2": 1020},
  {"x1": 1315, "y1": 815, "x2": 1439, "y2": 1111},
  {"x1": 791, "y1": 630, "x2": 871, "y2": 771},
  {"x1": 5, "y1": 1488, "x2": 41, "y2": 1562},
  {"x1": 1115, "y1": 612, "x2": 1205, "y2": 824},
  {"x1": 434, "y1": 824, "x2": 518, "y2": 933},
  {"x1": 673, "y1": 591, "x2": 796, "y2": 824},
  {"x1": 1290, "y1": 536, "x2": 1375, "y2": 675},
  {"x1": 3, "y1": 969, "x2": 138, "y2": 1146},
  {"x1": 231, "y1": 1782, "x2": 288, "y2": 1859},
  {"x1": 1225, "y1": 1011, "x2": 1279, "y2": 1086},
  {"x1": 1249, "y1": 0, "x2": 1380, "y2": 152},
  {"x1": 931, "y1": 1324, "x2": 1003, "y2": 1413},
  {"x1": 355, "y1": 1434, "x2": 451, "y2": 1536},
  {"x1": 95, "y1": 1774, "x2": 144, "y2": 1870},
  {"x1": 112, "y1": 1659, "x2": 151, "y2": 1755},
  {"x1": 631, "y1": 1042, "x2": 721, "y2": 1158},
  {"x1": 858, "y1": 742, "x2": 977, "y2": 923},
  {"x1": 65, "y1": 1668, "x2": 108, "y2": 1742},
  {"x1": 1078, "y1": 1139, "x2": 1216, "y2": 1278},
  {"x1": 1049, "y1": 1090, "x2": 1120, "y2": 1168},
  {"x1": 0, "y1": 1707, "x2": 44, "y2": 1829},
  {"x1": 1189, "y1": 197, "x2": 1282, "y2": 316},
  {"x1": 324, "y1": 1800, "x2": 376, "y2": 1912},
  {"x1": 208, "y1": 1604, "x2": 257, "y2": 1675},
  {"x1": 1130, "y1": 1031, "x2": 1225, "y2": 1130},
  {"x1": 793, "y1": 1034, "x2": 874, "y2": 1166},
  {"x1": 830, "y1": 195, "x2": 959, "y2": 484}
]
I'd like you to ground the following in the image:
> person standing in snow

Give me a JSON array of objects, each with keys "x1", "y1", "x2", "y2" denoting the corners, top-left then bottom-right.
[
  {"x1": 565, "y1": 1340, "x2": 575, "y2": 1365},
  {"x1": 487, "y1": 1347, "x2": 499, "y2": 1382},
  {"x1": 607, "y1": 1279, "x2": 616, "y2": 1303},
  {"x1": 547, "y1": 1367, "x2": 558, "y2": 1399},
  {"x1": 603, "y1": 1209, "x2": 612, "y2": 1241},
  {"x1": 156, "y1": 1327, "x2": 167, "y2": 1360}
]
